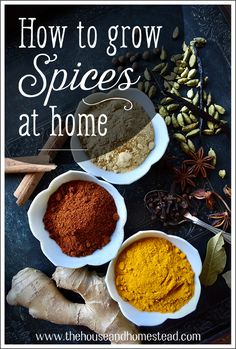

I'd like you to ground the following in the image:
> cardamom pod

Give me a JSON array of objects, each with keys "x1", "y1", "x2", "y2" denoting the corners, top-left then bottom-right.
[
  {"x1": 188, "y1": 68, "x2": 197, "y2": 79},
  {"x1": 160, "y1": 63, "x2": 169, "y2": 75},
  {"x1": 144, "y1": 68, "x2": 151, "y2": 81},
  {"x1": 167, "y1": 103, "x2": 179, "y2": 111},
  {"x1": 182, "y1": 122, "x2": 199, "y2": 133},
  {"x1": 214, "y1": 111, "x2": 220, "y2": 120},
  {"x1": 214, "y1": 104, "x2": 226, "y2": 115},
  {"x1": 207, "y1": 93, "x2": 212, "y2": 106},
  {"x1": 172, "y1": 26, "x2": 179, "y2": 39},
  {"x1": 187, "y1": 88, "x2": 194, "y2": 99},
  {"x1": 186, "y1": 79, "x2": 199, "y2": 87},
  {"x1": 192, "y1": 37, "x2": 207, "y2": 47},
  {"x1": 180, "y1": 67, "x2": 189, "y2": 78},
  {"x1": 159, "y1": 106, "x2": 168, "y2": 117},
  {"x1": 165, "y1": 116, "x2": 171, "y2": 125},
  {"x1": 203, "y1": 129, "x2": 214, "y2": 135},
  {"x1": 177, "y1": 77, "x2": 189, "y2": 84},
  {"x1": 208, "y1": 148, "x2": 217, "y2": 166},
  {"x1": 192, "y1": 92, "x2": 199, "y2": 105},
  {"x1": 171, "y1": 88, "x2": 181, "y2": 97},
  {"x1": 144, "y1": 80, "x2": 150, "y2": 93},
  {"x1": 187, "y1": 139, "x2": 196, "y2": 152},
  {"x1": 171, "y1": 114, "x2": 179, "y2": 128},
  {"x1": 189, "y1": 113, "x2": 198, "y2": 122},
  {"x1": 182, "y1": 41, "x2": 188, "y2": 52},
  {"x1": 152, "y1": 62, "x2": 165, "y2": 72},
  {"x1": 183, "y1": 47, "x2": 191, "y2": 62},
  {"x1": 176, "y1": 60, "x2": 187, "y2": 68},
  {"x1": 173, "y1": 82, "x2": 180, "y2": 90},
  {"x1": 148, "y1": 85, "x2": 157, "y2": 99},
  {"x1": 160, "y1": 97, "x2": 173, "y2": 104},
  {"x1": 181, "y1": 106, "x2": 189, "y2": 113},
  {"x1": 215, "y1": 127, "x2": 222, "y2": 135},
  {"x1": 182, "y1": 112, "x2": 192, "y2": 125},
  {"x1": 160, "y1": 46, "x2": 167, "y2": 61},
  {"x1": 218, "y1": 169, "x2": 226, "y2": 179},
  {"x1": 189, "y1": 54, "x2": 197, "y2": 68},
  {"x1": 180, "y1": 142, "x2": 191, "y2": 155},
  {"x1": 137, "y1": 81, "x2": 144, "y2": 91},
  {"x1": 173, "y1": 133, "x2": 186, "y2": 142},
  {"x1": 164, "y1": 72, "x2": 176, "y2": 81},
  {"x1": 203, "y1": 90, "x2": 207, "y2": 101},
  {"x1": 207, "y1": 121, "x2": 214, "y2": 130},
  {"x1": 186, "y1": 128, "x2": 200, "y2": 137},
  {"x1": 171, "y1": 53, "x2": 183, "y2": 62},
  {"x1": 164, "y1": 80, "x2": 171, "y2": 90},
  {"x1": 208, "y1": 104, "x2": 215, "y2": 116},
  {"x1": 177, "y1": 113, "x2": 185, "y2": 127}
]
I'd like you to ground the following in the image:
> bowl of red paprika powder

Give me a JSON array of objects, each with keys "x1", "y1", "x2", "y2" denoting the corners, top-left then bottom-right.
[{"x1": 28, "y1": 170, "x2": 127, "y2": 267}]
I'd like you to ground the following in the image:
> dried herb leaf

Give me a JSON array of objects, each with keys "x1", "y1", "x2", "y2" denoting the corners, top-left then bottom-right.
[
  {"x1": 222, "y1": 270, "x2": 231, "y2": 288},
  {"x1": 200, "y1": 233, "x2": 226, "y2": 287}
]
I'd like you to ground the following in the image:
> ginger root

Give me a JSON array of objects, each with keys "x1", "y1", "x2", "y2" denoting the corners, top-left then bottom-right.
[{"x1": 7, "y1": 267, "x2": 139, "y2": 344}]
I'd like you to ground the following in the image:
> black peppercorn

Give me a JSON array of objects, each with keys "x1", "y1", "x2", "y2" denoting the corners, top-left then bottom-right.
[
  {"x1": 132, "y1": 62, "x2": 139, "y2": 71},
  {"x1": 118, "y1": 55, "x2": 126, "y2": 65},
  {"x1": 142, "y1": 51, "x2": 151, "y2": 61},
  {"x1": 112, "y1": 57, "x2": 119, "y2": 66}
]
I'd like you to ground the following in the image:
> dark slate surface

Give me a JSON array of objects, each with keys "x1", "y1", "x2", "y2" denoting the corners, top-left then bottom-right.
[{"x1": 5, "y1": 4, "x2": 231, "y2": 344}]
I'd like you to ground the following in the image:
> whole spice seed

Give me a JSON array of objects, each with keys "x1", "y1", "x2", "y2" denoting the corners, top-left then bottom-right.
[
  {"x1": 182, "y1": 122, "x2": 199, "y2": 133},
  {"x1": 203, "y1": 129, "x2": 214, "y2": 135},
  {"x1": 160, "y1": 46, "x2": 167, "y2": 61},
  {"x1": 144, "y1": 81, "x2": 150, "y2": 93},
  {"x1": 173, "y1": 133, "x2": 186, "y2": 142},
  {"x1": 189, "y1": 54, "x2": 197, "y2": 67},
  {"x1": 171, "y1": 114, "x2": 179, "y2": 128},
  {"x1": 186, "y1": 79, "x2": 199, "y2": 87},
  {"x1": 208, "y1": 148, "x2": 217, "y2": 166},
  {"x1": 187, "y1": 88, "x2": 194, "y2": 99},
  {"x1": 144, "y1": 68, "x2": 152, "y2": 81},
  {"x1": 142, "y1": 50, "x2": 151, "y2": 60},
  {"x1": 172, "y1": 26, "x2": 180, "y2": 39},
  {"x1": 165, "y1": 116, "x2": 171, "y2": 125},
  {"x1": 167, "y1": 103, "x2": 179, "y2": 111},
  {"x1": 188, "y1": 69, "x2": 197, "y2": 79},
  {"x1": 187, "y1": 139, "x2": 196, "y2": 152},
  {"x1": 189, "y1": 113, "x2": 198, "y2": 122},
  {"x1": 208, "y1": 104, "x2": 215, "y2": 116},
  {"x1": 160, "y1": 63, "x2": 169, "y2": 75},
  {"x1": 177, "y1": 113, "x2": 185, "y2": 127},
  {"x1": 207, "y1": 93, "x2": 212, "y2": 107},
  {"x1": 219, "y1": 170, "x2": 226, "y2": 179},
  {"x1": 43, "y1": 180, "x2": 119, "y2": 257},
  {"x1": 152, "y1": 63, "x2": 165, "y2": 72},
  {"x1": 148, "y1": 85, "x2": 157, "y2": 99},
  {"x1": 215, "y1": 104, "x2": 226, "y2": 115},
  {"x1": 180, "y1": 142, "x2": 191, "y2": 155},
  {"x1": 137, "y1": 81, "x2": 144, "y2": 91},
  {"x1": 182, "y1": 112, "x2": 192, "y2": 125}
]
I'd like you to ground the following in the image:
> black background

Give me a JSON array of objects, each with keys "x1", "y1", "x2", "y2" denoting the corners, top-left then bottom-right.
[{"x1": 5, "y1": 4, "x2": 231, "y2": 344}]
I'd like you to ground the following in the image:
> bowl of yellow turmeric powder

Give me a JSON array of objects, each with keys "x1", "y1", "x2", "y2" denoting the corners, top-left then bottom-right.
[{"x1": 105, "y1": 230, "x2": 202, "y2": 326}]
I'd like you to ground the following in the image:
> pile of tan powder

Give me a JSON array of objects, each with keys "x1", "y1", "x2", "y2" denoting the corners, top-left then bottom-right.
[{"x1": 80, "y1": 99, "x2": 155, "y2": 173}]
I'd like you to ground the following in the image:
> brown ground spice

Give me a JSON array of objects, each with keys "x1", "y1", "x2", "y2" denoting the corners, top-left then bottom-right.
[{"x1": 43, "y1": 180, "x2": 119, "y2": 257}]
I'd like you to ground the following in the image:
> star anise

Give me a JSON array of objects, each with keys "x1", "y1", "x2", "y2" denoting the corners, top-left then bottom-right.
[
  {"x1": 183, "y1": 147, "x2": 215, "y2": 178},
  {"x1": 208, "y1": 211, "x2": 231, "y2": 231},
  {"x1": 174, "y1": 164, "x2": 196, "y2": 191}
]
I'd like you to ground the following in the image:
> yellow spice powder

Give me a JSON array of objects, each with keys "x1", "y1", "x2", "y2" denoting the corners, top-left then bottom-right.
[{"x1": 115, "y1": 237, "x2": 195, "y2": 313}]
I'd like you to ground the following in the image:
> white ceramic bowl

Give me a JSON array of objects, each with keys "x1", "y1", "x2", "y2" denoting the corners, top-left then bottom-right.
[
  {"x1": 105, "y1": 230, "x2": 202, "y2": 326},
  {"x1": 27, "y1": 170, "x2": 127, "y2": 268},
  {"x1": 71, "y1": 88, "x2": 169, "y2": 184}
]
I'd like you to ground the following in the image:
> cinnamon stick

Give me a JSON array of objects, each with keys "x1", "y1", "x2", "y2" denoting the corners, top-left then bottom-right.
[
  {"x1": 5, "y1": 158, "x2": 57, "y2": 173},
  {"x1": 14, "y1": 125, "x2": 68, "y2": 206}
]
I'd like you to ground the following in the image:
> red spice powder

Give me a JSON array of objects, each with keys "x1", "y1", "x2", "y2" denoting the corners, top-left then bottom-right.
[{"x1": 43, "y1": 180, "x2": 119, "y2": 257}]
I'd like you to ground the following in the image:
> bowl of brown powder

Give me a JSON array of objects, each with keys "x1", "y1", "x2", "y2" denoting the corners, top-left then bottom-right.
[
  {"x1": 27, "y1": 170, "x2": 127, "y2": 267},
  {"x1": 71, "y1": 88, "x2": 169, "y2": 184}
]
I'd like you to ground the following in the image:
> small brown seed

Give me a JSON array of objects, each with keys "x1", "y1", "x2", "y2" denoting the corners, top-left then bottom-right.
[
  {"x1": 142, "y1": 50, "x2": 151, "y2": 60},
  {"x1": 130, "y1": 55, "x2": 137, "y2": 63},
  {"x1": 112, "y1": 57, "x2": 119, "y2": 66},
  {"x1": 153, "y1": 47, "x2": 161, "y2": 56},
  {"x1": 118, "y1": 55, "x2": 126, "y2": 65},
  {"x1": 132, "y1": 62, "x2": 139, "y2": 71}
]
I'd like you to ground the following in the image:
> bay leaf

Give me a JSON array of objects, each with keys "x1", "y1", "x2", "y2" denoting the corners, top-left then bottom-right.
[
  {"x1": 222, "y1": 270, "x2": 231, "y2": 288},
  {"x1": 200, "y1": 233, "x2": 226, "y2": 286}
]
